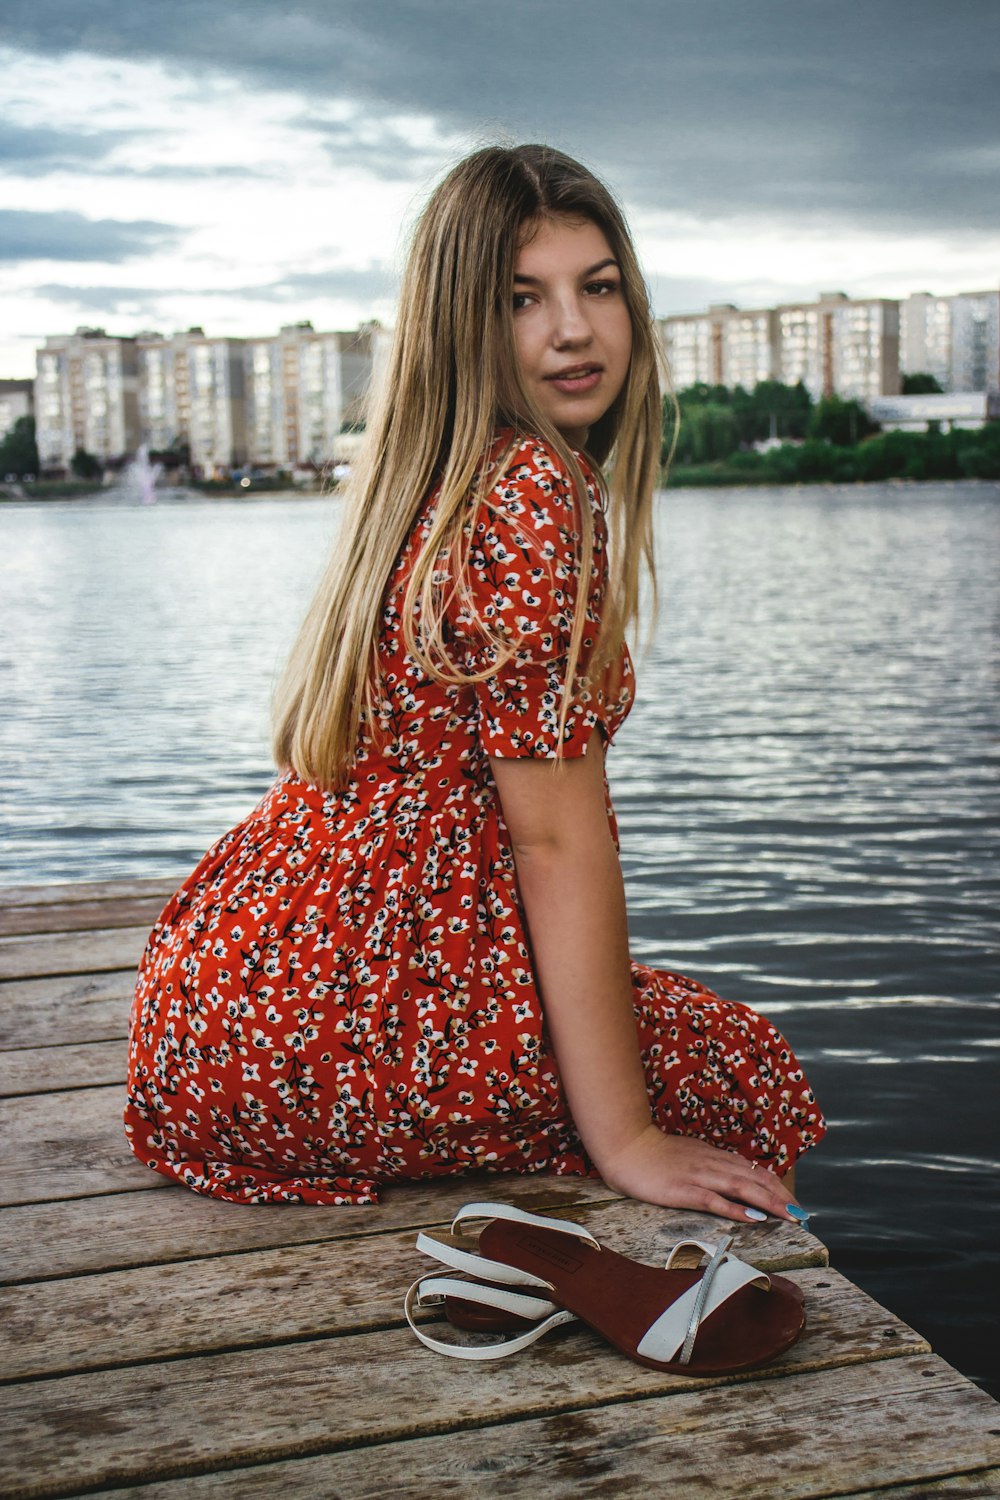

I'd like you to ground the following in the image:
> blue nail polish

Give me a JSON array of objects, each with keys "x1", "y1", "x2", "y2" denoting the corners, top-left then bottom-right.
[
  {"x1": 744, "y1": 1207, "x2": 768, "y2": 1221},
  {"x1": 786, "y1": 1204, "x2": 811, "y2": 1223}
]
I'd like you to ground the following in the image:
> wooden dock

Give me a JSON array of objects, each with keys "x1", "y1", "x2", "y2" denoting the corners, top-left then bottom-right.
[{"x1": 1, "y1": 877, "x2": 998, "y2": 1499}]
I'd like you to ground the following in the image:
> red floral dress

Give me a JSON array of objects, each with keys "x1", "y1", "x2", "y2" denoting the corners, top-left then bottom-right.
[{"x1": 125, "y1": 431, "x2": 825, "y2": 1204}]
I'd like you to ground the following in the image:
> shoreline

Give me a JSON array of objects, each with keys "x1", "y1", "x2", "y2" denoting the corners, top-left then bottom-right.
[{"x1": 3, "y1": 474, "x2": 998, "y2": 504}]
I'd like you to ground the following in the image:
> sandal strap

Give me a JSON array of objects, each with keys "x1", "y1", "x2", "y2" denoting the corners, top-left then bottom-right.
[
  {"x1": 637, "y1": 1236, "x2": 771, "y2": 1367},
  {"x1": 415, "y1": 1231, "x2": 554, "y2": 1291},
  {"x1": 404, "y1": 1274, "x2": 577, "y2": 1361},
  {"x1": 664, "y1": 1236, "x2": 723, "y2": 1269},
  {"x1": 450, "y1": 1200, "x2": 601, "y2": 1251},
  {"x1": 413, "y1": 1273, "x2": 564, "y2": 1322}
]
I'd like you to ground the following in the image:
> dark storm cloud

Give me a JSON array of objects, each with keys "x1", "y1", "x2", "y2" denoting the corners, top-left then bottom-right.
[
  {"x1": 3, "y1": 0, "x2": 998, "y2": 234},
  {"x1": 0, "y1": 209, "x2": 178, "y2": 263}
]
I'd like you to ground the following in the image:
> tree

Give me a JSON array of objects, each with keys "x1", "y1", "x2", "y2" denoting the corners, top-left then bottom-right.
[
  {"x1": 901, "y1": 372, "x2": 944, "y2": 395},
  {"x1": 807, "y1": 395, "x2": 877, "y2": 447},
  {"x1": 70, "y1": 447, "x2": 103, "y2": 480},
  {"x1": 0, "y1": 415, "x2": 39, "y2": 478},
  {"x1": 736, "y1": 380, "x2": 813, "y2": 443}
]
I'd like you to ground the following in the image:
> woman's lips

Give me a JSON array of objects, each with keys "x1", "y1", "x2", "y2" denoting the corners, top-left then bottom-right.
[{"x1": 545, "y1": 365, "x2": 603, "y2": 394}]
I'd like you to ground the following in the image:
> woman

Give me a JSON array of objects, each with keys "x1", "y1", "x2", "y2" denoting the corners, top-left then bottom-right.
[{"x1": 125, "y1": 144, "x2": 825, "y2": 1218}]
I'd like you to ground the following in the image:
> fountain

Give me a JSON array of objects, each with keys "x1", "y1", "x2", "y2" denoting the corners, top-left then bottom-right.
[{"x1": 121, "y1": 444, "x2": 162, "y2": 504}]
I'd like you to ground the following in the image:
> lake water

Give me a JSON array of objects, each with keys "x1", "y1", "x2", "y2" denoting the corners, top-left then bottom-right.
[{"x1": 1, "y1": 480, "x2": 998, "y2": 1397}]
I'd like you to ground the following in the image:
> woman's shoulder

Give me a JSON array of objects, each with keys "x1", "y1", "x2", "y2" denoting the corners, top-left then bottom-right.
[{"x1": 481, "y1": 427, "x2": 603, "y2": 526}]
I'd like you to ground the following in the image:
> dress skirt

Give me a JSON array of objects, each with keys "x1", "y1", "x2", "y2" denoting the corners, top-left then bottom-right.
[{"x1": 125, "y1": 433, "x2": 825, "y2": 1204}]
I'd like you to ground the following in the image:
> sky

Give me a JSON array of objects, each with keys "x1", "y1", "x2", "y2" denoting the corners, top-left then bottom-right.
[{"x1": 1, "y1": 0, "x2": 998, "y2": 377}]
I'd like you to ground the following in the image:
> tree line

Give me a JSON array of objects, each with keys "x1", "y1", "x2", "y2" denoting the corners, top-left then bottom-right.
[
  {"x1": 663, "y1": 377, "x2": 1000, "y2": 484},
  {"x1": 5, "y1": 387, "x2": 1000, "y2": 491}
]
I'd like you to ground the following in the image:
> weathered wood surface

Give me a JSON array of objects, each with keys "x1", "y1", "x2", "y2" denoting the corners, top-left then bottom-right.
[
  {"x1": 0, "y1": 1175, "x2": 622, "y2": 1284},
  {"x1": 0, "y1": 969, "x2": 134, "y2": 1049},
  {"x1": 0, "y1": 877, "x2": 171, "y2": 909},
  {"x1": 0, "y1": 1039, "x2": 126, "y2": 1097},
  {"x1": 0, "y1": 893, "x2": 167, "y2": 938},
  {"x1": 0, "y1": 925, "x2": 151, "y2": 981},
  {"x1": 69, "y1": 1360, "x2": 1000, "y2": 1500},
  {"x1": 0, "y1": 1275, "x2": 934, "y2": 1499},
  {"x1": 1, "y1": 878, "x2": 996, "y2": 1500},
  {"x1": 0, "y1": 1084, "x2": 162, "y2": 1205},
  {"x1": 0, "y1": 1204, "x2": 827, "y2": 1381}
]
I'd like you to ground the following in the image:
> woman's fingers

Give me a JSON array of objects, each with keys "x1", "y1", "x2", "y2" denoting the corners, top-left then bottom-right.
[{"x1": 601, "y1": 1125, "x2": 811, "y2": 1225}]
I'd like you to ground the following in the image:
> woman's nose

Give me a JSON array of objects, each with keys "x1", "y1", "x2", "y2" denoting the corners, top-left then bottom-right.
[{"x1": 551, "y1": 298, "x2": 593, "y2": 347}]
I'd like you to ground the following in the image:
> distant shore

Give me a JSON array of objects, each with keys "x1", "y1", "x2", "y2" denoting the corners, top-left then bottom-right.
[
  {"x1": 4, "y1": 472, "x2": 998, "y2": 504},
  {"x1": 0, "y1": 479, "x2": 334, "y2": 503}
]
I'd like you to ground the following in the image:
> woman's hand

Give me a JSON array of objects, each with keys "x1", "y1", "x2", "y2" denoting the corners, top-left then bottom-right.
[{"x1": 599, "y1": 1122, "x2": 803, "y2": 1225}]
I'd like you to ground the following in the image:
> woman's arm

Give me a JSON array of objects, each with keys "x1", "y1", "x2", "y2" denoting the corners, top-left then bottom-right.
[{"x1": 491, "y1": 734, "x2": 802, "y2": 1223}]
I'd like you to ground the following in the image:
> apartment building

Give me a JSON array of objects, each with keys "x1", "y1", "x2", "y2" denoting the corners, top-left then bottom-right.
[
  {"x1": 827, "y1": 296, "x2": 900, "y2": 402},
  {"x1": 34, "y1": 322, "x2": 380, "y2": 475},
  {"x1": 661, "y1": 287, "x2": 1000, "y2": 404},
  {"x1": 243, "y1": 322, "x2": 377, "y2": 470},
  {"x1": 902, "y1": 290, "x2": 1000, "y2": 393},
  {"x1": 0, "y1": 379, "x2": 34, "y2": 441},
  {"x1": 721, "y1": 307, "x2": 779, "y2": 389},
  {"x1": 773, "y1": 293, "x2": 900, "y2": 402},
  {"x1": 774, "y1": 302, "x2": 824, "y2": 395},
  {"x1": 659, "y1": 305, "x2": 778, "y2": 390},
  {"x1": 138, "y1": 330, "x2": 247, "y2": 476},
  {"x1": 34, "y1": 329, "x2": 140, "y2": 471},
  {"x1": 659, "y1": 312, "x2": 718, "y2": 389}
]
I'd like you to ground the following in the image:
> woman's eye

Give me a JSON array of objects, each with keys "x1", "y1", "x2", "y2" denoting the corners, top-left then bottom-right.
[
  {"x1": 586, "y1": 279, "x2": 620, "y2": 297},
  {"x1": 512, "y1": 293, "x2": 533, "y2": 311}
]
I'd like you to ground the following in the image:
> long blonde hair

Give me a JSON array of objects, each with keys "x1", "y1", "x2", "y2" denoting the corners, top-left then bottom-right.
[{"x1": 273, "y1": 144, "x2": 664, "y2": 788}]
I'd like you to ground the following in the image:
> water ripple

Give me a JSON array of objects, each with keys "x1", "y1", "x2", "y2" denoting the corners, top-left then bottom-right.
[{"x1": 0, "y1": 479, "x2": 998, "y2": 1393}]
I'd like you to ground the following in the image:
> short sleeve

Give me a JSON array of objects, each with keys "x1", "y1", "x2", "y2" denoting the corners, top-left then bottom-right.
[{"x1": 448, "y1": 437, "x2": 616, "y2": 759}]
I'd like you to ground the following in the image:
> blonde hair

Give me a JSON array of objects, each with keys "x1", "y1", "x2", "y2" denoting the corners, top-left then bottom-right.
[{"x1": 273, "y1": 143, "x2": 664, "y2": 788}]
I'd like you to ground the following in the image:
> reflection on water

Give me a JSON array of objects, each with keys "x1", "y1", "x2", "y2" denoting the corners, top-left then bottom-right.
[{"x1": 1, "y1": 480, "x2": 998, "y2": 1394}]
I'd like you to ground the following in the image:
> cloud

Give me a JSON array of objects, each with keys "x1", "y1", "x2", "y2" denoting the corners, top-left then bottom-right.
[
  {"x1": 33, "y1": 265, "x2": 394, "y2": 317},
  {"x1": 0, "y1": 118, "x2": 134, "y2": 169},
  {"x1": 236, "y1": 266, "x2": 396, "y2": 302},
  {"x1": 4, "y1": 0, "x2": 998, "y2": 236},
  {"x1": 115, "y1": 163, "x2": 275, "y2": 181},
  {"x1": 33, "y1": 282, "x2": 166, "y2": 312},
  {"x1": 0, "y1": 209, "x2": 178, "y2": 263},
  {"x1": 296, "y1": 114, "x2": 454, "y2": 184}
]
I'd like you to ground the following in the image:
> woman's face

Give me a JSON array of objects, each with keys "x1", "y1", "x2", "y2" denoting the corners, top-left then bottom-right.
[{"x1": 511, "y1": 214, "x2": 633, "y2": 448}]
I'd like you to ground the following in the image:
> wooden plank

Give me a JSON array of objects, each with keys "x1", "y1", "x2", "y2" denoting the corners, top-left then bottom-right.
[
  {"x1": 0, "y1": 926, "x2": 150, "y2": 981},
  {"x1": 0, "y1": 1199, "x2": 822, "y2": 1379},
  {"x1": 0, "y1": 877, "x2": 173, "y2": 909},
  {"x1": 0, "y1": 1108, "x2": 817, "y2": 1285},
  {"x1": 840, "y1": 1474, "x2": 1000, "y2": 1499},
  {"x1": 0, "y1": 1085, "x2": 156, "y2": 1206},
  {"x1": 0, "y1": 1175, "x2": 811, "y2": 1286},
  {"x1": 0, "y1": 894, "x2": 167, "y2": 938},
  {"x1": 0, "y1": 970, "x2": 133, "y2": 1049},
  {"x1": 0, "y1": 1174, "x2": 622, "y2": 1284},
  {"x1": 0, "y1": 1040, "x2": 126, "y2": 1098},
  {"x1": 66, "y1": 1358, "x2": 1000, "y2": 1500},
  {"x1": 0, "y1": 1276, "x2": 931, "y2": 1498}
]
